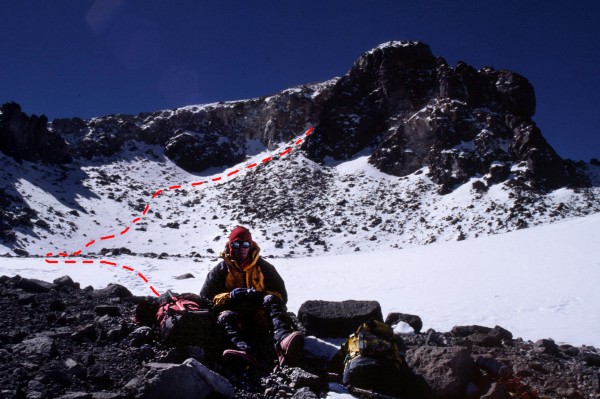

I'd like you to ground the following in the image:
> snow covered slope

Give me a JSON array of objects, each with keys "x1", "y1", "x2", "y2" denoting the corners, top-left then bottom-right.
[
  {"x1": 1, "y1": 138, "x2": 599, "y2": 259},
  {"x1": 1, "y1": 211, "x2": 599, "y2": 347}
]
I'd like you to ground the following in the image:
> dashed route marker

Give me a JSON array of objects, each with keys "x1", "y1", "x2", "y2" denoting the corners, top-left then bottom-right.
[{"x1": 44, "y1": 127, "x2": 315, "y2": 296}]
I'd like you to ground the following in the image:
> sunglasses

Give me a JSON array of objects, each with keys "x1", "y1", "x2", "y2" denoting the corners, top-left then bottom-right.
[{"x1": 231, "y1": 241, "x2": 251, "y2": 249}]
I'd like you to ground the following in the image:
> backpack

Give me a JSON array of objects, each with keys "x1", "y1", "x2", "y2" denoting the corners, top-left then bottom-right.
[
  {"x1": 341, "y1": 320, "x2": 406, "y2": 395},
  {"x1": 155, "y1": 291, "x2": 217, "y2": 348}
]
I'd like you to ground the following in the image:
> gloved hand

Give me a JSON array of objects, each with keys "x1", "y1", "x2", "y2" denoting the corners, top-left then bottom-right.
[
  {"x1": 230, "y1": 287, "x2": 251, "y2": 300},
  {"x1": 230, "y1": 287, "x2": 265, "y2": 302}
]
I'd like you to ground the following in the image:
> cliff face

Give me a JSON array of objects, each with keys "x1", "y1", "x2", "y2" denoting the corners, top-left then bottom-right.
[
  {"x1": 0, "y1": 102, "x2": 71, "y2": 164},
  {"x1": 302, "y1": 41, "x2": 569, "y2": 192}
]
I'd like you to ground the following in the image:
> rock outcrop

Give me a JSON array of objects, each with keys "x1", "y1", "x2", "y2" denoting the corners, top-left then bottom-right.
[{"x1": 0, "y1": 102, "x2": 71, "y2": 164}]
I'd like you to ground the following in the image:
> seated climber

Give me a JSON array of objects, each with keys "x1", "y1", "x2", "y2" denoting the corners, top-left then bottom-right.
[{"x1": 200, "y1": 226, "x2": 303, "y2": 367}]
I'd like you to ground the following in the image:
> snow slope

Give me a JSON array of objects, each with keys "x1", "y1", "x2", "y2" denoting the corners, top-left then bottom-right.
[{"x1": 2, "y1": 212, "x2": 599, "y2": 348}]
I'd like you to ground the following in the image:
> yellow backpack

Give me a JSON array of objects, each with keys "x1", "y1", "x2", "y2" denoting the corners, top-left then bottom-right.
[{"x1": 343, "y1": 319, "x2": 404, "y2": 369}]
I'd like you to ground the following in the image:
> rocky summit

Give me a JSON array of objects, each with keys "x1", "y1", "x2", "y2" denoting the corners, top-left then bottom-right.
[{"x1": 1, "y1": 275, "x2": 600, "y2": 399}]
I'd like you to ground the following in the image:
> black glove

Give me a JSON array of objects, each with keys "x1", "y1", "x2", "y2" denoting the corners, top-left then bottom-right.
[{"x1": 230, "y1": 287, "x2": 265, "y2": 302}]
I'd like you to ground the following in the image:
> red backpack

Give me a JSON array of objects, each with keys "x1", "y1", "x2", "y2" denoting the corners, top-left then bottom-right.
[{"x1": 155, "y1": 291, "x2": 217, "y2": 348}]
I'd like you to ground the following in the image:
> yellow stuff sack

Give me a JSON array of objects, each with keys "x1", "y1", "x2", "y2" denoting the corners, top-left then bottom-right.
[{"x1": 343, "y1": 320, "x2": 403, "y2": 367}]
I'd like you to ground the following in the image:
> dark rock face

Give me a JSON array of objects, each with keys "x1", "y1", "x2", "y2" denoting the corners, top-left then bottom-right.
[
  {"x1": 0, "y1": 102, "x2": 71, "y2": 164},
  {"x1": 300, "y1": 41, "x2": 570, "y2": 191},
  {"x1": 164, "y1": 129, "x2": 245, "y2": 172},
  {"x1": 0, "y1": 187, "x2": 38, "y2": 244}
]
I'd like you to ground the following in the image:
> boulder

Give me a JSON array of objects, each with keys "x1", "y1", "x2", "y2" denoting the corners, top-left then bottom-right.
[
  {"x1": 407, "y1": 346, "x2": 480, "y2": 399},
  {"x1": 451, "y1": 325, "x2": 513, "y2": 348},
  {"x1": 92, "y1": 284, "x2": 133, "y2": 299},
  {"x1": 17, "y1": 336, "x2": 56, "y2": 357},
  {"x1": 534, "y1": 338, "x2": 560, "y2": 356},
  {"x1": 175, "y1": 273, "x2": 195, "y2": 280},
  {"x1": 297, "y1": 300, "x2": 383, "y2": 338},
  {"x1": 53, "y1": 276, "x2": 81, "y2": 290},
  {"x1": 129, "y1": 327, "x2": 154, "y2": 347},
  {"x1": 127, "y1": 358, "x2": 233, "y2": 399},
  {"x1": 451, "y1": 325, "x2": 493, "y2": 337},
  {"x1": 14, "y1": 277, "x2": 57, "y2": 293},
  {"x1": 385, "y1": 312, "x2": 423, "y2": 334},
  {"x1": 287, "y1": 367, "x2": 326, "y2": 392},
  {"x1": 291, "y1": 387, "x2": 319, "y2": 399}
]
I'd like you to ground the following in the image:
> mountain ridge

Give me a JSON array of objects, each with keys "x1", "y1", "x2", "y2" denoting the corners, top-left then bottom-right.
[{"x1": 0, "y1": 40, "x2": 599, "y2": 257}]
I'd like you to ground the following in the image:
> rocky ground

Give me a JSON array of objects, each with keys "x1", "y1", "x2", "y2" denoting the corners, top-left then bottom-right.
[{"x1": 1, "y1": 275, "x2": 599, "y2": 399}]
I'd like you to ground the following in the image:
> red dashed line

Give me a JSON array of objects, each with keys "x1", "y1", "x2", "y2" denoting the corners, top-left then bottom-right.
[
  {"x1": 100, "y1": 260, "x2": 117, "y2": 267},
  {"x1": 42, "y1": 127, "x2": 314, "y2": 298},
  {"x1": 138, "y1": 273, "x2": 148, "y2": 283}
]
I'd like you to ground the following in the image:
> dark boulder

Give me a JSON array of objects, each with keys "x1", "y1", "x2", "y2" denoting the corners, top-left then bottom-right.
[
  {"x1": 534, "y1": 338, "x2": 560, "y2": 356},
  {"x1": 297, "y1": 300, "x2": 383, "y2": 338},
  {"x1": 14, "y1": 276, "x2": 57, "y2": 293},
  {"x1": 125, "y1": 359, "x2": 233, "y2": 399},
  {"x1": 54, "y1": 275, "x2": 81, "y2": 290},
  {"x1": 385, "y1": 312, "x2": 423, "y2": 334},
  {"x1": 92, "y1": 283, "x2": 133, "y2": 299},
  {"x1": 407, "y1": 346, "x2": 480, "y2": 399}
]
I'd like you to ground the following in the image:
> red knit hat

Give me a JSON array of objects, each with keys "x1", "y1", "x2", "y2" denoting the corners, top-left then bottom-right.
[{"x1": 229, "y1": 226, "x2": 252, "y2": 244}]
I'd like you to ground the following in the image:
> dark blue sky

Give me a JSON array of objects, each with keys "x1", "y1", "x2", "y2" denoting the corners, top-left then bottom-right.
[{"x1": 1, "y1": 1, "x2": 598, "y2": 161}]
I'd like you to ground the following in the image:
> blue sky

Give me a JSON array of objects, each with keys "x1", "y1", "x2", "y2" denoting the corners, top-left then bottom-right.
[{"x1": 1, "y1": 1, "x2": 598, "y2": 161}]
